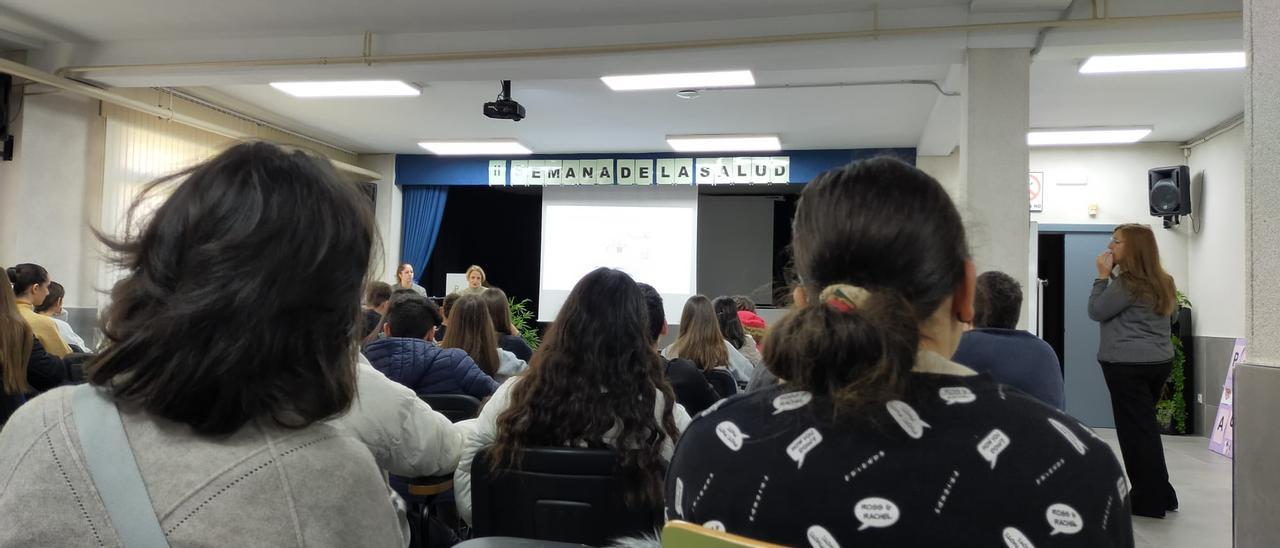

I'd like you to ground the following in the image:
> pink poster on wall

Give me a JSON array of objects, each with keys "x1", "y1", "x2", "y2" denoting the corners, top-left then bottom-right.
[{"x1": 1208, "y1": 338, "x2": 1246, "y2": 458}]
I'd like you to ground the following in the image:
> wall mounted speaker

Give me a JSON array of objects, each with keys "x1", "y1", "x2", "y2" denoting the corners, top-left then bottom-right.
[{"x1": 1148, "y1": 165, "x2": 1191, "y2": 217}]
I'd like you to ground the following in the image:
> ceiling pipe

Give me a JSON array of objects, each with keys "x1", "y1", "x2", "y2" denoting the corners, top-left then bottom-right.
[
  {"x1": 0, "y1": 57, "x2": 380, "y2": 181},
  {"x1": 54, "y1": 10, "x2": 1241, "y2": 77},
  {"x1": 689, "y1": 80, "x2": 959, "y2": 97}
]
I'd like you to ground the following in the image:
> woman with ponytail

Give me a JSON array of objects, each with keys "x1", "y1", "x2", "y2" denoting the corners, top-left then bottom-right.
[
  {"x1": 665, "y1": 157, "x2": 1132, "y2": 547},
  {"x1": 1089, "y1": 223, "x2": 1179, "y2": 518}
]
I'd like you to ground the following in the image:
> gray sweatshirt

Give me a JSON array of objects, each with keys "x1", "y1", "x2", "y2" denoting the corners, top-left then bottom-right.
[{"x1": 1087, "y1": 277, "x2": 1174, "y2": 364}]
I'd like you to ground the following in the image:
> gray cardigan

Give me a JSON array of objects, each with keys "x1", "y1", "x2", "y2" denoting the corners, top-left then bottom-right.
[
  {"x1": 1087, "y1": 277, "x2": 1174, "y2": 364},
  {"x1": 0, "y1": 386, "x2": 405, "y2": 547}
]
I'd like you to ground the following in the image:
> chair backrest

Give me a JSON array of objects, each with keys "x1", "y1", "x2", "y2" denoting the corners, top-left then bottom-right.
[
  {"x1": 661, "y1": 520, "x2": 784, "y2": 548},
  {"x1": 419, "y1": 393, "x2": 482, "y2": 423},
  {"x1": 471, "y1": 447, "x2": 661, "y2": 545},
  {"x1": 704, "y1": 369, "x2": 739, "y2": 399}
]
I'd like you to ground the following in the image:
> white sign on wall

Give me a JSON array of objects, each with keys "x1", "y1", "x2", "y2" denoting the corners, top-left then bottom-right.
[
  {"x1": 1029, "y1": 171, "x2": 1045, "y2": 212},
  {"x1": 488, "y1": 160, "x2": 506, "y2": 186}
]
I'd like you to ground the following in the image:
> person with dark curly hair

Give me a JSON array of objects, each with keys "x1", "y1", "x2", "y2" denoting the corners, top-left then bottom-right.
[
  {"x1": 951, "y1": 271, "x2": 1064, "y2": 410},
  {"x1": 0, "y1": 142, "x2": 406, "y2": 546},
  {"x1": 453, "y1": 267, "x2": 691, "y2": 524}
]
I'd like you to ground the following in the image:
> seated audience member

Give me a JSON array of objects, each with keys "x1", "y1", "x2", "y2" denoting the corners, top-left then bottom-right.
[
  {"x1": 952, "y1": 271, "x2": 1065, "y2": 410},
  {"x1": 395, "y1": 263, "x2": 428, "y2": 296},
  {"x1": 480, "y1": 287, "x2": 534, "y2": 361},
  {"x1": 731, "y1": 295, "x2": 769, "y2": 348},
  {"x1": 6, "y1": 264, "x2": 72, "y2": 358},
  {"x1": 454, "y1": 268, "x2": 691, "y2": 523},
  {"x1": 35, "y1": 282, "x2": 88, "y2": 353},
  {"x1": 442, "y1": 293, "x2": 527, "y2": 382},
  {"x1": 1, "y1": 283, "x2": 68, "y2": 425},
  {"x1": 0, "y1": 142, "x2": 406, "y2": 546},
  {"x1": 662, "y1": 295, "x2": 753, "y2": 388},
  {"x1": 714, "y1": 296, "x2": 763, "y2": 368},
  {"x1": 437, "y1": 292, "x2": 461, "y2": 342},
  {"x1": 666, "y1": 158, "x2": 1132, "y2": 547},
  {"x1": 364, "y1": 292, "x2": 498, "y2": 400},
  {"x1": 364, "y1": 281, "x2": 393, "y2": 338},
  {"x1": 639, "y1": 283, "x2": 721, "y2": 416}
]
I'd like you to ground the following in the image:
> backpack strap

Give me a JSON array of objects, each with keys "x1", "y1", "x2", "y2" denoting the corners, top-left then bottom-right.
[{"x1": 71, "y1": 385, "x2": 171, "y2": 548}]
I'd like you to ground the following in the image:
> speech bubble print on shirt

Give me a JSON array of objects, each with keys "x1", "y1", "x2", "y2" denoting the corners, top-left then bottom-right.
[
  {"x1": 703, "y1": 520, "x2": 726, "y2": 532},
  {"x1": 854, "y1": 497, "x2": 901, "y2": 531},
  {"x1": 674, "y1": 477, "x2": 685, "y2": 517},
  {"x1": 807, "y1": 525, "x2": 841, "y2": 548},
  {"x1": 886, "y1": 400, "x2": 931, "y2": 439},
  {"x1": 773, "y1": 391, "x2": 814, "y2": 414},
  {"x1": 1046, "y1": 503, "x2": 1084, "y2": 536},
  {"x1": 715, "y1": 421, "x2": 750, "y2": 451},
  {"x1": 1048, "y1": 418, "x2": 1087, "y2": 455},
  {"x1": 1002, "y1": 527, "x2": 1036, "y2": 548},
  {"x1": 786, "y1": 428, "x2": 824, "y2": 469},
  {"x1": 977, "y1": 429, "x2": 1011, "y2": 469},
  {"x1": 939, "y1": 386, "x2": 977, "y2": 405}
]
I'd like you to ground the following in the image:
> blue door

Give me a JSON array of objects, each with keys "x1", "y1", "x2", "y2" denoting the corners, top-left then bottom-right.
[{"x1": 1062, "y1": 232, "x2": 1116, "y2": 427}]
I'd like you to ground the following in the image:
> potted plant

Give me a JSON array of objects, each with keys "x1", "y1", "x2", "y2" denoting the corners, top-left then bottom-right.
[
  {"x1": 508, "y1": 297, "x2": 540, "y2": 350},
  {"x1": 1156, "y1": 292, "x2": 1192, "y2": 434}
]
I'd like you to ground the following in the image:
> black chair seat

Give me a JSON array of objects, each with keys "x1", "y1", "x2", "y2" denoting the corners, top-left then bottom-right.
[{"x1": 420, "y1": 393, "x2": 483, "y2": 423}]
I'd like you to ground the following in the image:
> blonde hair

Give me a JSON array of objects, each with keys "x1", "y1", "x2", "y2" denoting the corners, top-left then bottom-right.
[
  {"x1": 1114, "y1": 224, "x2": 1177, "y2": 316},
  {"x1": 465, "y1": 265, "x2": 487, "y2": 285},
  {"x1": 671, "y1": 295, "x2": 728, "y2": 372},
  {"x1": 2, "y1": 280, "x2": 35, "y2": 395}
]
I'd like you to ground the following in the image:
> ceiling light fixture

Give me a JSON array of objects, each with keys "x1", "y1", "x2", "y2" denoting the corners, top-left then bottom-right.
[
  {"x1": 1027, "y1": 128, "x2": 1152, "y2": 146},
  {"x1": 1079, "y1": 52, "x2": 1246, "y2": 74},
  {"x1": 417, "y1": 140, "x2": 532, "y2": 155},
  {"x1": 666, "y1": 134, "x2": 781, "y2": 152},
  {"x1": 602, "y1": 70, "x2": 755, "y2": 91},
  {"x1": 270, "y1": 80, "x2": 421, "y2": 98}
]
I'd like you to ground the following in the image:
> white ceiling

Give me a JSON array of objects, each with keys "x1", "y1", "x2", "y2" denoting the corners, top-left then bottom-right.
[{"x1": 0, "y1": 0, "x2": 1248, "y2": 155}]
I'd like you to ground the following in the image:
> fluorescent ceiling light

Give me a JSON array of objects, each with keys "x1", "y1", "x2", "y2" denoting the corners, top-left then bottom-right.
[
  {"x1": 666, "y1": 134, "x2": 781, "y2": 152},
  {"x1": 1027, "y1": 128, "x2": 1152, "y2": 146},
  {"x1": 1079, "y1": 52, "x2": 1245, "y2": 74},
  {"x1": 417, "y1": 140, "x2": 532, "y2": 155},
  {"x1": 270, "y1": 80, "x2": 421, "y2": 98},
  {"x1": 602, "y1": 70, "x2": 755, "y2": 91}
]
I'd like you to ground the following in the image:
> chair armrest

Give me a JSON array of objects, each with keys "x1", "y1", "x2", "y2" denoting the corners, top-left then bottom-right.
[{"x1": 407, "y1": 474, "x2": 455, "y2": 496}]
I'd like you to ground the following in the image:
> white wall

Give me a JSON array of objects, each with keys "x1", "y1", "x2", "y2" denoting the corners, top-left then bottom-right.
[
  {"x1": 0, "y1": 94, "x2": 103, "y2": 308},
  {"x1": 357, "y1": 154, "x2": 403, "y2": 282},
  {"x1": 1186, "y1": 124, "x2": 1247, "y2": 338},
  {"x1": 1029, "y1": 143, "x2": 1190, "y2": 291},
  {"x1": 917, "y1": 152, "x2": 960, "y2": 198}
]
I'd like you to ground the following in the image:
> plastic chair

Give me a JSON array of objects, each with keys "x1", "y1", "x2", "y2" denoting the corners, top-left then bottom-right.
[
  {"x1": 420, "y1": 393, "x2": 483, "y2": 423},
  {"x1": 703, "y1": 369, "x2": 739, "y2": 399},
  {"x1": 470, "y1": 447, "x2": 661, "y2": 545},
  {"x1": 661, "y1": 521, "x2": 783, "y2": 548}
]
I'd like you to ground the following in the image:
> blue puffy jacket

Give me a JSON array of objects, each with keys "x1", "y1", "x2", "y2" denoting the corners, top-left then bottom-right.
[{"x1": 364, "y1": 338, "x2": 499, "y2": 400}]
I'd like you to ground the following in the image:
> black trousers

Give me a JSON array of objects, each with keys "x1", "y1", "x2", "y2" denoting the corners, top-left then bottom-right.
[{"x1": 1100, "y1": 361, "x2": 1176, "y2": 514}]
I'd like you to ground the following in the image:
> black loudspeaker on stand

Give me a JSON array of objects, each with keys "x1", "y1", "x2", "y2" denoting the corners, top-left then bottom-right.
[{"x1": 1148, "y1": 165, "x2": 1191, "y2": 229}]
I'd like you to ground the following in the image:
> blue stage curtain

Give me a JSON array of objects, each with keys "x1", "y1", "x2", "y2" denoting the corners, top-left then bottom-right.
[{"x1": 400, "y1": 185, "x2": 449, "y2": 282}]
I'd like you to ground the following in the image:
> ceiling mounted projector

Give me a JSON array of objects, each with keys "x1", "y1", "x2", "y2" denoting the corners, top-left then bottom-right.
[{"x1": 484, "y1": 80, "x2": 525, "y2": 122}]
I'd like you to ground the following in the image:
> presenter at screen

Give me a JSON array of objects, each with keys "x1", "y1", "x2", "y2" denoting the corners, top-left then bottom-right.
[
  {"x1": 395, "y1": 263, "x2": 427, "y2": 296},
  {"x1": 465, "y1": 265, "x2": 488, "y2": 293}
]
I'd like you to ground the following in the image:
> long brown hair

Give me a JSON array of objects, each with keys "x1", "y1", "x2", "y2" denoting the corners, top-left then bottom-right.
[
  {"x1": 480, "y1": 287, "x2": 514, "y2": 334},
  {"x1": 1, "y1": 280, "x2": 33, "y2": 395},
  {"x1": 670, "y1": 295, "x2": 728, "y2": 372},
  {"x1": 491, "y1": 268, "x2": 679, "y2": 508},
  {"x1": 764, "y1": 157, "x2": 969, "y2": 416},
  {"x1": 441, "y1": 293, "x2": 500, "y2": 376},
  {"x1": 1113, "y1": 223, "x2": 1177, "y2": 316}
]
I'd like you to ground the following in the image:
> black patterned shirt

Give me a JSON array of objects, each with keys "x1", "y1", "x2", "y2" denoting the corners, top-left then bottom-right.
[{"x1": 665, "y1": 354, "x2": 1134, "y2": 547}]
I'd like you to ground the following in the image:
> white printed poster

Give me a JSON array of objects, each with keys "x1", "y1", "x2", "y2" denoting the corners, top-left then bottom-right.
[{"x1": 1208, "y1": 338, "x2": 1246, "y2": 458}]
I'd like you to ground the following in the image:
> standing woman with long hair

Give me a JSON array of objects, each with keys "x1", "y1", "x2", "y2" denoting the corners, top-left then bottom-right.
[
  {"x1": 666, "y1": 158, "x2": 1131, "y2": 546},
  {"x1": 395, "y1": 263, "x2": 428, "y2": 296},
  {"x1": 453, "y1": 268, "x2": 690, "y2": 524},
  {"x1": 1089, "y1": 223, "x2": 1179, "y2": 518},
  {"x1": 442, "y1": 293, "x2": 526, "y2": 382},
  {"x1": 662, "y1": 295, "x2": 753, "y2": 385}
]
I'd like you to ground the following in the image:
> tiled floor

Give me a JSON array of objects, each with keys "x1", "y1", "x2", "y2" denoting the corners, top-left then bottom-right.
[{"x1": 1095, "y1": 429, "x2": 1233, "y2": 548}]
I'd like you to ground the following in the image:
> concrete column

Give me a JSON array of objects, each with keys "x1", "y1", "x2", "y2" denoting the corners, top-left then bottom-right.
[
  {"x1": 1237, "y1": 2, "x2": 1280, "y2": 547},
  {"x1": 959, "y1": 48, "x2": 1032, "y2": 328}
]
